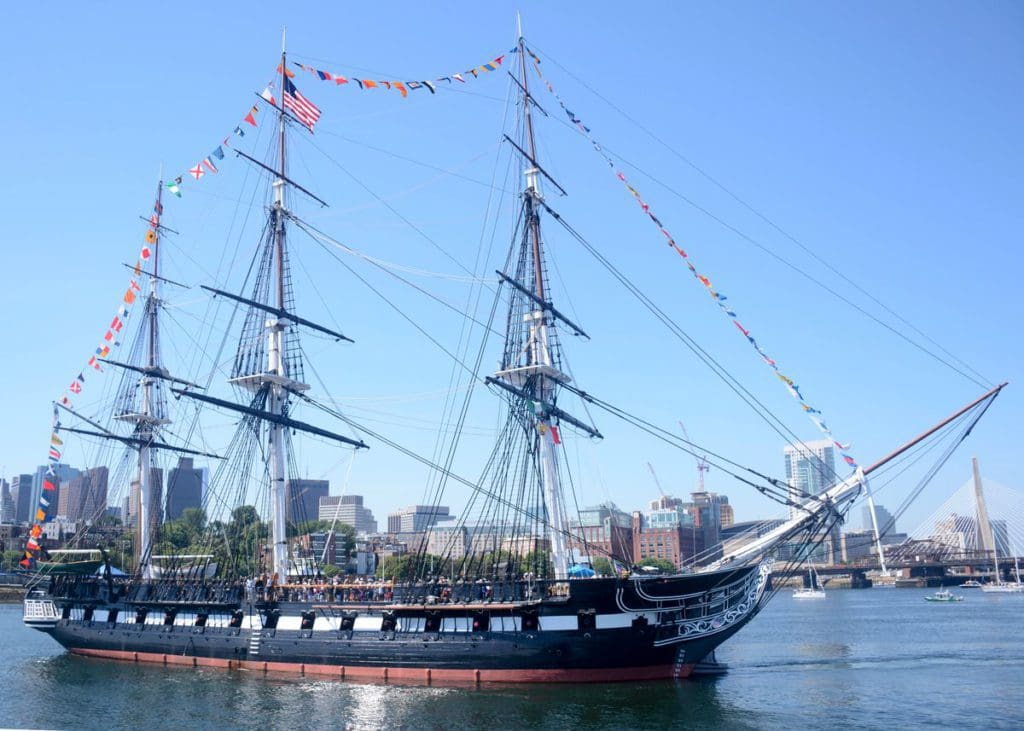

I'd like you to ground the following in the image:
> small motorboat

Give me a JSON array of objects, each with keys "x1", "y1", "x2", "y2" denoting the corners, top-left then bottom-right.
[{"x1": 924, "y1": 588, "x2": 964, "y2": 602}]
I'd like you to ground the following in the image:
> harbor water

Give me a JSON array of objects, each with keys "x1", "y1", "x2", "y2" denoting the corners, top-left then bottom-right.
[{"x1": 2, "y1": 588, "x2": 1021, "y2": 730}]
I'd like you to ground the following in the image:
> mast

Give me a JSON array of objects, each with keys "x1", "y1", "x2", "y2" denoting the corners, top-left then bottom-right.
[
  {"x1": 517, "y1": 30, "x2": 568, "y2": 580},
  {"x1": 135, "y1": 178, "x2": 166, "y2": 578},
  {"x1": 268, "y1": 30, "x2": 290, "y2": 585}
]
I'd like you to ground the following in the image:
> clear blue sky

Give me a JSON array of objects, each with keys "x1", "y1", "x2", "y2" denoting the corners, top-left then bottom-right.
[{"x1": 1, "y1": 2, "x2": 1021, "y2": 534}]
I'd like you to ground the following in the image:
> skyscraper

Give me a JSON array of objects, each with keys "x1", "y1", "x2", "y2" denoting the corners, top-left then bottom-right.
[
  {"x1": 784, "y1": 440, "x2": 838, "y2": 518},
  {"x1": 11, "y1": 474, "x2": 35, "y2": 524},
  {"x1": 285, "y1": 479, "x2": 329, "y2": 525},
  {"x1": 784, "y1": 439, "x2": 840, "y2": 562},
  {"x1": 57, "y1": 467, "x2": 109, "y2": 524},
  {"x1": 0, "y1": 479, "x2": 13, "y2": 523},
  {"x1": 31, "y1": 463, "x2": 81, "y2": 524},
  {"x1": 165, "y1": 458, "x2": 203, "y2": 521},
  {"x1": 862, "y1": 503, "x2": 896, "y2": 535}
]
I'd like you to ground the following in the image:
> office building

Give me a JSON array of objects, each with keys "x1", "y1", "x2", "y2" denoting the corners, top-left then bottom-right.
[
  {"x1": 165, "y1": 457, "x2": 203, "y2": 521},
  {"x1": 784, "y1": 440, "x2": 838, "y2": 517},
  {"x1": 285, "y1": 479, "x2": 329, "y2": 525},
  {"x1": 632, "y1": 510, "x2": 705, "y2": 568},
  {"x1": 687, "y1": 491, "x2": 730, "y2": 556},
  {"x1": 862, "y1": 503, "x2": 896, "y2": 535},
  {"x1": 0, "y1": 479, "x2": 12, "y2": 523},
  {"x1": 388, "y1": 505, "x2": 453, "y2": 534},
  {"x1": 784, "y1": 440, "x2": 840, "y2": 562},
  {"x1": 57, "y1": 467, "x2": 109, "y2": 524},
  {"x1": 31, "y1": 463, "x2": 81, "y2": 525},
  {"x1": 319, "y1": 494, "x2": 378, "y2": 534},
  {"x1": 11, "y1": 474, "x2": 35, "y2": 524},
  {"x1": 568, "y1": 502, "x2": 634, "y2": 563}
]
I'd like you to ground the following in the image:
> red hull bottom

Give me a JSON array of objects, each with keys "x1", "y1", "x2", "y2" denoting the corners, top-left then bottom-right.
[{"x1": 69, "y1": 647, "x2": 693, "y2": 683}]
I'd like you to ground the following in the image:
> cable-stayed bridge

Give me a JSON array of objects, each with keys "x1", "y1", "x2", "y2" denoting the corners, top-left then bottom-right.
[{"x1": 773, "y1": 463, "x2": 1023, "y2": 587}]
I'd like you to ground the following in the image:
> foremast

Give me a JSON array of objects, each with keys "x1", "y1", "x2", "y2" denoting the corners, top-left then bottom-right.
[{"x1": 114, "y1": 179, "x2": 171, "y2": 578}]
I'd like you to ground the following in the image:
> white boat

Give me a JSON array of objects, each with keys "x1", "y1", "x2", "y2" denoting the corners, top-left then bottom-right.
[
  {"x1": 925, "y1": 588, "x2": 964, "y2": 603},
  {"x1": 961, "y1": 579, "x2": 983, "y2": 588},
  {"x1": 793, "y1": 568, "x2": 826, "y2": 599},
  {"x1": 980, "y1": 581, "x2": 1024, "y2": 594}
]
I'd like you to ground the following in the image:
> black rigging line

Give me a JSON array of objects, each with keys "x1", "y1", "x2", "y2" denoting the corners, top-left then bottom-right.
[
  {"x1": 294, "y1": 390, "x2": 619, "y2": 561},
  {"x1": 595, "y1": 144, "x2": 991, "y2": 391},
  {"x1": 321, "y1": 133, "x2": 515, "y2": 195},
  {"x1": 529, "y1": 42, "x2": 992, "y2": 390},
  {"x1": 299, "y1": 132, "x2": 498, "y2": 287},
  {"x1": 414, "y1": 92, "x2": 519, "y2": 562},
  {"x1": 291, "y1": 217, "x2": 504, "y2": 340},
  {"x1": 542, "y1": 200, "x2": 845, "y2": 495},
  {"x1": 290, "y1": 221, "x2": 485, "y2": 384}
]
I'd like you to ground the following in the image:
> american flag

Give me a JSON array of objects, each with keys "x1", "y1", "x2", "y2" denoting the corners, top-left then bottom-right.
[{"x1": 283, "y1": 76, "x2": 321, "y2": 131}]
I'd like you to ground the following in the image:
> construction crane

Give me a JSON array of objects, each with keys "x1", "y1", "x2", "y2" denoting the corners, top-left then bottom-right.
[
  {"x1": 646, "y1": 462, "x2": 667, "y2": 498},
  {"x1": 678, "y1": 420, "x2": 710, "y2": 491}
]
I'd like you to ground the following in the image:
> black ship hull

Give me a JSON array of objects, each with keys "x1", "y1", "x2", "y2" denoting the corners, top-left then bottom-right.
[{"x1": 25, "y1": 562, "x2": 770, "y2": 683}]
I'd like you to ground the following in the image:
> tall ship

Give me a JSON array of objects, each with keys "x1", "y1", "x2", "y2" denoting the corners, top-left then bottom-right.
[{"x1": 22, "y1": 32, "x2": 1006, "y2": 682}]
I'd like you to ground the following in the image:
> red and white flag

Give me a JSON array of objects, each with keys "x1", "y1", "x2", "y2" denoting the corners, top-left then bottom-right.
[{"x1": 283, "y1": 76, "x2": 321, "y2": 131}]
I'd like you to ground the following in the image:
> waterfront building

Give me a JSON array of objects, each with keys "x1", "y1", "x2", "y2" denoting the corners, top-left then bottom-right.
[
  {"x1": 568, "y1": 502, "x2": 633, "y2": 564},
  {"x1": 318, "y1": 494, "x2": 378, "y2": 534},
  {"x1": 841, "y1": 529, "x2": 909, "y2": 563},
  {"x1": 165, "y1": 457, "x2": 203, "y2": 521},
  {"x1": 11, "y1": 474, "x2": 35, "y2": 524},
  {"x1": 631, "y1": 510, "x2": 705, "y2": 568},
  {"x1": 57, "y1": 467, "x2": 109, "y2": 524},
  {"x1": 687, "y1": 491, "x2": 730, "y2": 557},
  {"x1": 284, "y1": 479, "x2": 329, "y2": 525}
]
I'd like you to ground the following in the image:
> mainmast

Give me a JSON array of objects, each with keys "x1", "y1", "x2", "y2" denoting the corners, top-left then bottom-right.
[
  {"x1": 504, "y1": 33, "x2": 570, "y2": 579},
  {"x1": 194, "y1": 29, "x2": 365, "y2": 586},
  {"x1": 267, "y1": 33, "x2": 294, "y2": 585}
]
